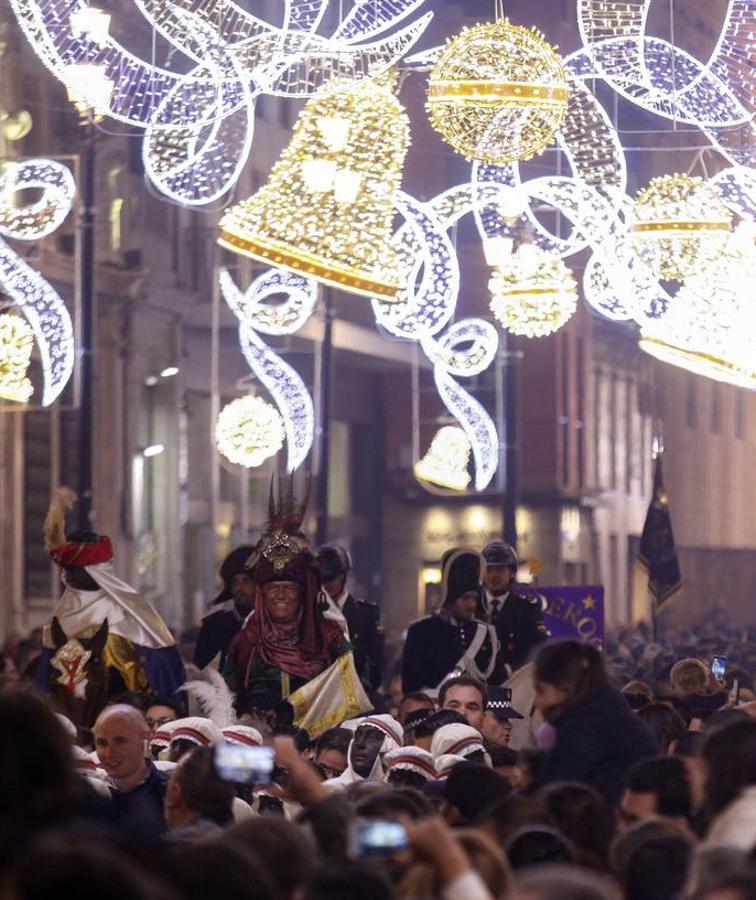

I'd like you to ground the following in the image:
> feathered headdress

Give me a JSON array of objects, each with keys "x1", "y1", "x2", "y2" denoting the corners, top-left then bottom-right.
[
  {"x1": 43, "y1": 488, "x2": 78, "y2": 552},
  {"x1": 246, "y1": 474, "x2": 313, "y2": 581}
]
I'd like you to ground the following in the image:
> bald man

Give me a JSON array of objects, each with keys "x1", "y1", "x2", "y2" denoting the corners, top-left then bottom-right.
[{"x1": 94, "y1": 704, "x2": 168, "y2": 833}]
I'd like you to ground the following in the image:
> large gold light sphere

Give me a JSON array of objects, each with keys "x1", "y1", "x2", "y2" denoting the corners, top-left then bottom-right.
[
  {"x1": 215, "y1": 395, "x2": 285, "y2": 468},
  {"x1": 0, "y1": 313, "x2": 34, "y2": 403},
  {"x1": 489, "y1": 243, "x2": 578, "y2": 338},
  {"x1": 628, "y1": 174, "x2": 732, "y2": 283},
  {"x1": 427, "y1": 20, "x2": 568, "y2": 164},
  {"x1": 414, "y1": 425, "x2": 472, "y2": 492}
]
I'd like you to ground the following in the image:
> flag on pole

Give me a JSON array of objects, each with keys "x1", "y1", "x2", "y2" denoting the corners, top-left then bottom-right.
[
  {"x1": 631, "y1": 454, "x2": 682, "y2": 622},
  {"x1": 289, "y1": 651, "x2": 372, "y2": 738}
]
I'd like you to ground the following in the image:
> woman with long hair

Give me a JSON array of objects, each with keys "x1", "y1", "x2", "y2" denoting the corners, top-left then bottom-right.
[{"x1": 531, "y1": 640, "x2": 657, "y2": 804}]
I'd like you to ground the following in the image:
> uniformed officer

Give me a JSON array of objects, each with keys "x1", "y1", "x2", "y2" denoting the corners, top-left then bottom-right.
[
  {"x1": 479, "y1": 541, "x2": 549, "y2": 676},
  {"x1": 401, "y1": 548, "x2": 502, "y2": 695},
  {"x1": 315, "y1": 544, "x2": 384, "y2": 695},
  {"x1": 194, "y1": 545, "x2": 255, "y2": 669}
]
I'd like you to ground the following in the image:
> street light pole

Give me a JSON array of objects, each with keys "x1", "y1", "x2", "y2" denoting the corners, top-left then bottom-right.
[
  {"x1": 501, "y1": 330, "x2": 521, "y2": 549},
  {"x1": 76, "y1": 112, "x2": 96, "y2": 532},
  {"x1": 315, "y1": 287, "x2": 334, "y2": 547}
]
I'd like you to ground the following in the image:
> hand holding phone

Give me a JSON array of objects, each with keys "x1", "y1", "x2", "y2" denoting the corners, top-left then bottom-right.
[
  {"x1": 214, "y1": 742, "x2": 275, "y2": 785},
  {"x1": 350, "y1": 819, "x2": 409, "y2": 858},
  {"x1": 711, "y1": 655, "x2": 727, "y2": 684}
]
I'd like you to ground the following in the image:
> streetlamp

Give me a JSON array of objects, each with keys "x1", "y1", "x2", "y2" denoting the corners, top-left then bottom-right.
[{"x1": 61, "y1": 15, "x2": 113, "y2": 531}]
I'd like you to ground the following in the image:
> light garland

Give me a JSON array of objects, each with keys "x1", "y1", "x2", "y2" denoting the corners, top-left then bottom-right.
[
  {"x1": 0, "y1": 158, "x2": 75, "y2": 407},
  {"x1": 215, "y1": 395, "x2": 286, "y2": 468},
  {"x1": 9, "y1": 0, "x2": 431, "y2": 205},
  {"x1": 427, "y1": 20, "x2": 568, "y2": 164},
  {"x1": 0, "y1": 313, "x2": 35, "y2": 403},
  {"x1": 489, "y1": 242, "x2": 578, "y2": 338},
  {"x1": 628, "y1": 174, "x2": 732, "y2": 283},
  {"x1": 219, "y1": 268, "x2": 316, "y2": 473},
  {"x1": 219, "y1": 76, "x2": 410, "y2": 299},
  {"x1": 414, "y1": 425, "x2": 472, "y2": 491}
]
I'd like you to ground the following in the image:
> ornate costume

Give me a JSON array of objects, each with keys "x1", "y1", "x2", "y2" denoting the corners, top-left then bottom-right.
[
  {"x1": 37, "y1": 490, "x2": 185, "y2": 706},
  {"x1": 223, "y1": 482, "x2": 348, "y2": 716}
]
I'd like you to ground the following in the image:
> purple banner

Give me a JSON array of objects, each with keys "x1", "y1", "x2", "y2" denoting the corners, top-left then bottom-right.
[{"x1": 519, "y1": 585, "x2": 605, "y2": 649}]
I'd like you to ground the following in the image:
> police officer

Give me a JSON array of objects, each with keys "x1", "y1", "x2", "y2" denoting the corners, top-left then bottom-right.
[
  {"x1": 480, "y1": 541, "x2": 548, "y2": 675},
  {"x1": 402, "y1": 549, "x2": 501, "y2": 694},
  {"x1": 194, "y1": 545, "x2": 255, "y2": 669},
  {"x1": 315, "y1": 545, "x2": 384, "y2": 695}
]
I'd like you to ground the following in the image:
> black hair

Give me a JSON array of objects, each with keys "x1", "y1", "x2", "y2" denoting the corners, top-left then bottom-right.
[
  {"x1": 636, "y1": 703, "x2": 688, "y2": 754},
  {"x1": 176, "y1": 747, "x2": 236, "y2": 826},
  {"x1": 401, "y1": 691, "x2": 434, "y2": 706},
  {"x1": 654, "y1": 695, "x2": 694, "y2": 728},
  {"x1": 442, "y1": 762, "x2": 512, "y2": 825},
  {"x1": 702, "y1": 718, "x2": 756, "y2": 818},
  {"x1": 438, "y1": 675, "x2": 488, "y2": 710},
  {"x1": 315, "y1": 727, "x2": 352, "y2": 756},
  {"x1": 356, "y1": 788, "x2": 431, "y2": 821},
  {"x1": 505, "y1": 826, "x2": 575, "y2": 871},
  {"x1": 413, "y1": 709, "x2": 467, "y2": 739},
  {"x1": 303, "y1": 861, "x2": 393, "y2": 900},
  {"x1": 613, "y1": 821, "x2": 692, "y2": 900},
  {"x1": 539, "y1": 781, "x2": 615, "y2": 869},
  {"x1": 146, "y1": 697, "x2": 182, "y2": 716},
  {"x1": 534, "y1": 640, "x2": 608, "y2": 706},
  {"x1": 625, "y1": 756, "x2": 692, "y2": 819},
  {"x1": 489, "y1": 745, "x2": 519, "y2": 768}
]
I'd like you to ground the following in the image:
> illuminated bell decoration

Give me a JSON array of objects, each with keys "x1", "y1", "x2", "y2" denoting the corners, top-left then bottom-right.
[
  {"x1": 639, "y1": 224, "x2": 756, "y2": 390},
  {"x1": 427, "y1": 20, "x2": 568, "y2": 164},
  {"x1": 628, "y1": 174, "x2": 732, "y2": 283},
  {"x1": 0, "y1": 313, "x2": 34, "y2": 403},
  {"x1": 414, "y1": 425, "x2": 472, "y2": 492},
  {"x1": 489, "y1": 243, "x2": 578, "y2": 338},
  {"x1": 215, "y1": 395, "x2": 286, "y2": 468},
  {"x1": 219, "y1": 76, "x2": 411, "y2": 300}
]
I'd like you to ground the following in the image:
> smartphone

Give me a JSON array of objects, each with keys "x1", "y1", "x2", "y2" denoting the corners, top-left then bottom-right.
[
  {"x1": 711, "y1": 655, "x2": 727, "y2": 683},
  {"x1": 214, "y1": 742, "x2": 275, "y2": 785},
  {"x1": 350, "y1": 819, "x2": 409, "y2": 858}
]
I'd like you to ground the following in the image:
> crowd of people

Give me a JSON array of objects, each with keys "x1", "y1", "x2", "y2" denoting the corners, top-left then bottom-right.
[{"x1": 3, "y1": 488, "x2": 756, "y2": 898}]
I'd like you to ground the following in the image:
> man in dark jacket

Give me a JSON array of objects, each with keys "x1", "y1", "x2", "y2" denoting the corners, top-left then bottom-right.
[
  {"x1": 194, "y1": 545, "x2": 255, "y2": 669},
  {"x1": 315, "y1": 545, "x2": 384, "y2": 695},
  {"x1": 402, "y1": 549, "x2": 501, "y2": 694},
  {"x1": 479, "y1": 541, "x2": 548, "y2": 675}
]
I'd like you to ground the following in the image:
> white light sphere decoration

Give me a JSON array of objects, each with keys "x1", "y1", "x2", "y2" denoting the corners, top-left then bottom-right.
[{"x1": 215, "y1": 395, "x2": 285, "y2": 467}]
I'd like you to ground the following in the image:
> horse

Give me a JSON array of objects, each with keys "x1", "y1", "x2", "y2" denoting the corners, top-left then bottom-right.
[{"x1": 49, "y1": 616, "x2": 110, "y2": 731}]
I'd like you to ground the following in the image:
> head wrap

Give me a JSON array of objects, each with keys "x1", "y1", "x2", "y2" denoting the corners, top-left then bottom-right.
[
  {"x1": 384, "y1": 746, "x2": 437, "y2": 782},
  {"x1": 431, "y1": 723, "x2": 491, "y2": 766},
  {"x1": 324, "y1": 714, "x2": 403, "y2": 790},
  {"x1": 56, "y1": 713, "x2": 77, "y2": 741},
  {"x1": 434, "y1": 753, "x2": 468, "y2": 778},
  {"x1": 222, "y1": 725, "x2": 263, "y2": 747},
  {"x1": 169, "y1": 717, "x2": 223, "y2": 749},
  {"x1": 150, "y1": 719, "x2": 181, "y2": 756},
  {"x1": 233, "y1": 478, "x2": 341, "y2": 681}
]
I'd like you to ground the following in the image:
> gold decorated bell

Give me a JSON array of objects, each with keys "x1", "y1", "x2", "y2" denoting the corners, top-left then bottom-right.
[
  {"x1": 0, "y1": 312, "x2": 34, "y2": 403},
  {"x1": 219, "y1": 75, "x2": 411, "y2": 300},
  {"x1": 414, "y1": 425, "x2": 472, "y2": 492}
]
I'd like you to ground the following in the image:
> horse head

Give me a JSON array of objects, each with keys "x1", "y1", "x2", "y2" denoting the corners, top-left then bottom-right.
[{"x1": 50, "y1": 617, "x2": 109, "y2": 729}]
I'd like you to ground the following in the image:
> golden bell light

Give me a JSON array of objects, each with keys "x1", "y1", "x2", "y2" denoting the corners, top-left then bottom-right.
[
  {"x1": 414, "y1": 425, "x2": 472, "y2": 492},
  {"x1": 0, "y1": 312, "x2": 34, "y2": 403},
  {"x1": 219, "y1": 75, "x2": 411, "y2": 300},
  {"x1": 427, "y1": 20, "x2": 568, "y2": 164}
]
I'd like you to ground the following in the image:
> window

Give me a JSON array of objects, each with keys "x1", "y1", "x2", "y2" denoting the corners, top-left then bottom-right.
[{"x1": 686, "y1": 376, "x2": 698, "y2": 428}]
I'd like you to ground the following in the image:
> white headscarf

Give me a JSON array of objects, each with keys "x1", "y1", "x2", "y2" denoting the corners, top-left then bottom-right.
[
  {"x1": 324, "y1": 714, "x2": 403, "y2": 789},
  {"x1": 221, "y1": 725, "x2": 263, "y2": 747},
  {"x1": 384, "y1": 746, "x2": 437, "y2": 782},
  {"x1": 169, "y1": 717, "x2": 223, "y2": 750},
  {"x1": 431, "y1": 724, "x2": 491, "y2": 767},
  {"x1": 44, "y1": 561, "x2": 175, "y2": 650}
]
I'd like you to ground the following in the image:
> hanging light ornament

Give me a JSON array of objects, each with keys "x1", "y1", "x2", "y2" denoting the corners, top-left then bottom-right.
[
  {"x1": 219, "y1": 75, "x2": 411, "y2": 300},
  {"x1": 0, "y1": 312, "x2": 35, "y2": 403},
  {"x1": 414, "y1": 425, "x2": 472, "y2": 492},
  {"x1": 638, "y1": 223, "x2": 756, "y2": 390},
  {"x1": 489, "y1": 242, "x2": 578, "y2": 338},
  {"x1": 427, "y1": 20, "x2": 568, "y2": 164},
  {"x1": 628, "y1": 174, "x2": 732, "y2": 283},
  {"x1": 215, "y1": 395, "x2": 286, "y2": 468}
]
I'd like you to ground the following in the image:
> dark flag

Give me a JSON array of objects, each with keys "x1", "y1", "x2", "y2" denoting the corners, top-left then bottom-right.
[{"x1": 631, "y1": 454, "x2": 682, "y2": 621}]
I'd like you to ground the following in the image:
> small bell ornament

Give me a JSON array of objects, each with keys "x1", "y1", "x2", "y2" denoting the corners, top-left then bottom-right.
[
  {"x1": 219, "y1": 74, "x2": 411, "y2": 300},
  {"x1": 414, "y1": 425, "x2": 472, "y2": 491},
  {"x1": 0, "y1": 313, "x2": 34, "y2": 403}
]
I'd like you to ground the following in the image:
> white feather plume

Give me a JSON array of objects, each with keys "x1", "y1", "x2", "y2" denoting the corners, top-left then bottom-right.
[{"x1": 179, "y1": 667, "x2": 237, "y2": 728}]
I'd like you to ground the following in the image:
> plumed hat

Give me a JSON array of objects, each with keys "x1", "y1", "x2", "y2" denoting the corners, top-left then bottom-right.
[
  {"x1": 441, "y1": 548, "x2": 481, "y2": 606},
  {"x1": 44, "y1": 488, "x2": 113, "y2": 568}
]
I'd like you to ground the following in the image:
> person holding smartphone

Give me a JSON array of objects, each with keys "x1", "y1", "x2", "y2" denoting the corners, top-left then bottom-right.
[{"x1": 670, "y1": 658, "x2": 728, "y2": 720}]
